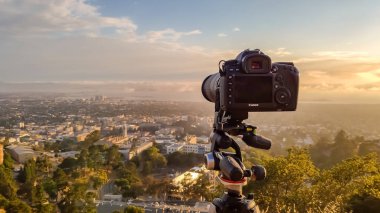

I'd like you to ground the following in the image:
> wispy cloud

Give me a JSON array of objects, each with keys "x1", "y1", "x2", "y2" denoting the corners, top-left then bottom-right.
[
  {"x1": 146, "y1": 28, "x2": 202, "y2": 43},
  {"x1": 267, "y1": 48, "x2": 292, "y2": 57},
  {"x1": 0, "y1": 0, "x2": 238, "y2": 82},
  {"x1": 0, "y1": 0, "x2": 137, "y2": 38},
  {"x1": 217, "y1": 33, "x2": 227, "y2": 37},
  {"x1": 233, "y1": 27, "x2": 240, "y2": 32},
  {"x1": 313, "y1": 51, "x2": 368, "y2": 58}
]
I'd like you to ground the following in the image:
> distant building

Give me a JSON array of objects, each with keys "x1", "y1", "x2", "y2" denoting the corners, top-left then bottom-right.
[
  {"x1": 57, "y1": 151, "x2": 80, "y2": 159},
  {"x1": 183, "y1": 144, "x2": 198, "y2": 153},
  {"x1": 197, "y1": 136, "x2": 209, "y2": 144},
  {"x1": 76, "y1": 132, "x2": 90, "y2": 142},
  {"x1": 122, "y1": 124, "x2": 128, "y2": 137},
  {"x1": 94, "y1": 95, "x2": 106, "y2": 101},
  {"x1": 128, "y1": 141, "x2": 154, "y2": 160},
  {"x1": 167, "y1": 143, "x2": 184, "y2": 154},
  {"x1": 95, "y1": 136, "x2": 128, "y2": 147},
  {"x1": 6, "y1": 145, "x2": 35, "y2": 163},
  {"x1": 103, "y1": 194, "x2": 122, "y2": 202},
  {"x1": 169, "y1": 166, "x2": 206, "y2": 200},
  {"x1": 185, "y1": 144, "x2": 211, "y2": 154},
  {"x1": 185, "y1": 135, "x2": 197, "y2": 144},
  {"x1": 118, "y1": 149, "x2": 130, "y2": 160}
]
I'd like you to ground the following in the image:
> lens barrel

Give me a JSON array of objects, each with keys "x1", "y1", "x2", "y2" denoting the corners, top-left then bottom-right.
[{"x1": 201, "y1": 73, "x2": 220, "y2": 103}]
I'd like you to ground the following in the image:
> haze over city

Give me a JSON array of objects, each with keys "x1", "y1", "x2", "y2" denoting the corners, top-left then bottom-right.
[{"x1": 1, "y1": 0, "x2": 380, "y2": 103}]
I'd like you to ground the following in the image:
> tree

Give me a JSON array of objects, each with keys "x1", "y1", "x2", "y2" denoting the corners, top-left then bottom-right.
[
  {"x1": 2, "y1": 151, "x2": 13, "y2": 169},
  {"x1": 124, "y1": 206, "x2": 144, "y2": 213},
  {"x1": 5, "y1": 200, "x2": 32, "y2": 213},
  {"x1": 244, "y1": 148, "x2": 319, "y2": 212},
  {"x1": 166, "y1": 152, "x2": 203, "y2": 168},
  {"x1": 329, "y1": 130, "x2": 357, "y2": 165},
  {"x1": 133, "y1": 146, "x2": 167, "y2": 175},
  {"x1": 192, "y1": 173, "x2": 222, "y2": 201},
  {"x1": 347, "y1": 193, "x2": 380, "y2": 213},
  {"x1": 0, "y1": 166, "x2": 17, "y2": 200},
  {"x1": 87, "y1": 145, "x2": 105, "y2": 169},
  {"x1": 58, "y1": 183, "x2": 96, "y2": 213},
  {"x1": 17, "y1": 160, "x2": 37, "y2": 203},
  {"x1": 43, "y1": 178, "x2": 58, "y2": 200},
  {"x1": 114, "y1": 179, "x2": 143, "y2": 199},
  {"x1": 59, "y1": 157, "x2": 77, "y2": 171},
  {"x1": 106, "y1": 145, "x2": 122, "y2": 167},
  {"x1": 80, "y1": 130, "x2": 101, "y2": 149},
  {"x1": 313, "y1": 153, "x2": 380, "y2": 210},
  {"x1": 53, "y1": 168, "x2": 69, "y2": 195},
  {"x1": 36, "y1": 156, "x2": 53, "y2": 176}
]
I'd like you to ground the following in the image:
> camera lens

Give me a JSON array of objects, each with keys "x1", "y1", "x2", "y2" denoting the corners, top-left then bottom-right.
[{"x1": 201, "y1": 73, "x2": 220, "y2": 103}]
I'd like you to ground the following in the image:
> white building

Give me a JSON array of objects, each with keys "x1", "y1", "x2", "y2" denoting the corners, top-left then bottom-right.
[
  {"x1": 57, "y1": 151, "x2": 80, "y2": 159},
  {"x1": 183, "y1": 143, "x2": 211, "y2": 154},
  {"x1": 183, "y1": 144, "x2": 199, "y2": 153},
  {"x1": 128, "y1": 141, "x2": 154, "y2": 160},
  {"x1": 166, "y1": 143, "x2": 184, "y2": 154},
  {"x1": 6, "y1": 145, "x2": 35, "y2": 163}
]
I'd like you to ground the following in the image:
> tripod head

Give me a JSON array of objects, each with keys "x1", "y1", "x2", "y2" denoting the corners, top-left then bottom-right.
[
  {"x1": 205, "y1": 98, "x2": 272, "y2": 212},
  {"x1": 205, "y1": 130, "x2": 268, "y2": 193}
]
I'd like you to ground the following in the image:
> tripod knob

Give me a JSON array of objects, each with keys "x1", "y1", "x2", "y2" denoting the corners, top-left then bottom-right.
[{"x1": 252, "y1": 165, "x2": 266, "y2": 181}]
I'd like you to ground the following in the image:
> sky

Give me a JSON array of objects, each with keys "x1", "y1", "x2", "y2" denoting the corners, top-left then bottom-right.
[{"x1": 1, "y1": 0, "x2": 380, "y2": 103}]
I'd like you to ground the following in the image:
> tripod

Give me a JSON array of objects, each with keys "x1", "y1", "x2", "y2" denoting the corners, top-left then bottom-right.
[
  {"x1": 206, "y1": 129, "x2": 267, "y2": 213},
  {"x1": 210, "y1": 176, "x2": 259, "y2": 213},
  {"x1": 202, "y1": 87, "x2": 272, "y2": 212}
]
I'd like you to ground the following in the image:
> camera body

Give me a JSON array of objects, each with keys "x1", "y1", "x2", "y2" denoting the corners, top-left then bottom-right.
[{"x1": 202, "y1": 49, "x2": 299, "y2": 112}]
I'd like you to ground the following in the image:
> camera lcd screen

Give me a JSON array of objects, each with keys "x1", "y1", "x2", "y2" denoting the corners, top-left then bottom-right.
[{"x1": 234, "y1": 76, "x2": 273, "y2": 103}]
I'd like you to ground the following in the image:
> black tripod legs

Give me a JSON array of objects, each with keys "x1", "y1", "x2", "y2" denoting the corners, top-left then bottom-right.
[{"x1": 209, "y1": 193, "x2": 260, "y2": 213}]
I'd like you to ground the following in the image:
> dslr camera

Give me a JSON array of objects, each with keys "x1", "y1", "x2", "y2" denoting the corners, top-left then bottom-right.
[
  {"x1": 201, "y1": 49, "x2": 300, "y2": 213},
  {"x1": 202, "y1": 49, "x2": 299, "y2": 112}
]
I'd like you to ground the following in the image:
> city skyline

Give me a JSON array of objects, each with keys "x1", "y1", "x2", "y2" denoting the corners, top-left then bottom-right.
[{"x1": 1, "y1": 0, "x2": 380, "y2": 103}]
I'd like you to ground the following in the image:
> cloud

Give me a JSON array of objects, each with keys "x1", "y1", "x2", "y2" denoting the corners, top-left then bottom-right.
[
  {"x1": 267, "y1": 48, "x2": 291, "y2": 57},
  {"x1": 294, "y1": 51, "x2": 373, "y2": 64},
  {"x1": 313, "y1": 51, "x2": 368, "y2": 58},
  {"x1": 355, "y1": 82, "x2": 380, "y2": 91},
  {"x1": 0, "y1": 0, "x2": 137, "y2": 38},
  {"x1": 294, "y1": 49, "x2": 380, "y2": 95},
  {"x1": 217, "y1": 33, "x2": 227, "y2": 37},
  {"x1": 233, "y1": 27, "x2": 240, "y2": 32},
  {"x1": 0, "y1": 0, "x2": 238, "y2": 82},
  {"x1": 146, "y1": 28, "x2": 202, "y2": 43}
]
